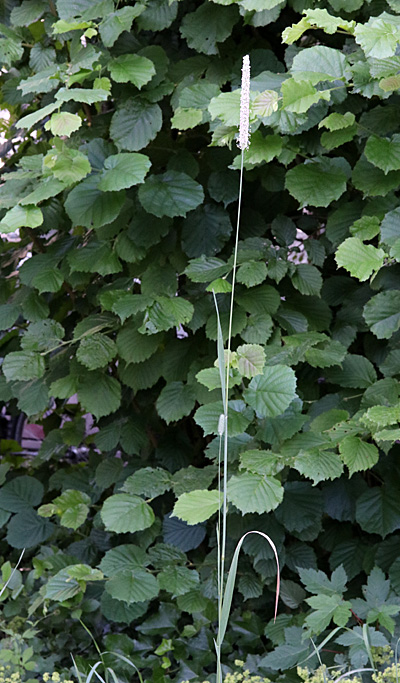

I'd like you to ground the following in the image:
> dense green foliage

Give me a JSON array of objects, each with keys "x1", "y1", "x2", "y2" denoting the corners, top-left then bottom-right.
[{"x1": 1, "y1": 0, "x2": 400, "y2": 680}]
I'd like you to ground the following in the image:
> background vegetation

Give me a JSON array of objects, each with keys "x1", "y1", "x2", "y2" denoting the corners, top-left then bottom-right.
[{"x1": 1, "y1": 0, "x2": 400, "y2": 681}]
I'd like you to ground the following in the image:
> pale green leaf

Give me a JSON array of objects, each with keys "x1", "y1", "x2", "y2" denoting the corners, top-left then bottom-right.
[
  {"x1": 109, "y1": 54, "x2": 155, "y2": 88},
  {"x1": 339, "y1": 435, "x2": 379, "y2": 477},
  {"x1": 48, "y1": 112, "x2": 82, "y2": 137},
  {"x1": 227, "y1": 473, "x2": 283, "y2": 514},
  {"x1": 172, "y1": 489, "x2": 221, "y2": 525},
  {"x1": 364, "y1": 291, "x2": 400, "y2": 340},
  {"x1": 335, "y1": 238, "x2": 385, "y2": 282},
  {"x1": 101, "y1": 494, "x2": 155, "y2": 533},
  {"x1": 285, "y1": 157, "x2": 351, "y2": 208},
  {"x1": 244, "y1": 365, "x2": 297, "y2": 418}
]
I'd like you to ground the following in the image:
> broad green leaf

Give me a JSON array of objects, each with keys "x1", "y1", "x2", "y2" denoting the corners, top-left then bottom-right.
[
  {"x1": 0, "y1": 304, "x2": 20, "y2": 330},
  {"x1": 98, "y1": 153, "x2": 151, "y2": 191},
  {"x1": 363, "y1": 291, "x2": 400, "y2": 339},
  {"x1": 339, "y1": 436, "x2": 379, "y2": 477},
  {"x1": 236, "y1": 344, "x2": 266, "y2": 378},
  {"x1": 136, "y1": 0, "x2": 177, "y2": 31},
  {"x1": 305, "y1": 339, "x2": 347, "y2": 368},
  {"x1": 231, "y1": 132, "x2": 282, "y2": 170},
  {"x1": 305, "y1": 594, "x2": 352, "y2": 634},
  {"x1": 236, "y1": 261, "x2": 267, "y2": 287},
  {"x1": 194, "y1": 400, "x2": 253, "y2": 436},
  {"x1": 291, "y1": 45, "x2": 350, "y2": 81},
  {"x1": 77, "y1": 373, "x2": 121, "y2": 419},
  {"x1": 172, "y1": 489, "x2": 221, "y2": 525},
  {"x1": 99, "y1": 6, "x2": 144, "y2": 47},
  {"x1": 365, "y1": 135, "x2": 400, "y2": 174},
  {"x1": 106, "y1": 569, "x2": 159, "y2": 603},
  {"x1": 356, "y1": 487, "x2": 400, "y2": 538},
  {"x1": 138, "y1": 171, "x2": 204, "y2": 218},
  {"x1": 47, "y1": 112, "x2": 82, "y2": 137},
  {"x1": 19, "y1": 178, "x2": 66, "y2": 205},
  {"x1": 116, "y1": 320, "x2": 160, "y2": 363},
  {"x1": 294, "y1": 450, "x2": 344, "y2": 485},
  {"x1": 291, "y1": 264, "x2": 322, "y2": 296},
  {"x1": 44, "y1": 147, "x2": 91, "y2": 184},
  {"x1": 156, "y1": 382, "x2": 196, "y2": 424},
  {"x1": 101, "y1": 494, "x2": 155, "y2": 533},
  {"x1": 10, "y1": 0, "x2": 47, "y2": 27},
  {"x1": 281, "y1": 78, "x2": 330, "y2": 114},
  {"x1": 158, "y1": 566, "x2": 199, "y2": 598},
  {"x1": 55, "y1": 87, "x2": 109, "y2": 105},
  {"x1": 21, "y1": 320, "x2": 64, "y2": 353},
  {"x1": 335, "y1": 238, "x2": 385, "y2": 282},
  {"x1": 110, "y1": 98, "x2": 162, "y2": 152},
  {"x1": 99, "y1": 545, "x2": 147, "y2": 576},
  {"x1": 76, "y1": 333, "x2": 117, "y2": 370},
  {"x1": 180, "y1": 3, "x2": 238, "y2": 55},
  {"x1": 0, "y1": 205, "x2": 43, "y2": 233},
  {"x1": 65, "y1": 176, "x2": 125, "y2": 228},
  {"x1": 0, "y1": 476, "x2": 43, "y2": 512},
  {"x1": 17, "y1": 101, "x2": 59, "y2": 129},
  {"x1": 171, "y1": 107, "x2": 203, "y2": 130},
  {"x1": 227, "y1": 473, "x2": 283, "y2": 514},
  {"x1": 38, "y1": 489, "x2": 90, "y2": 530},
  {"x1": 319, "y1": 112, "x2": 355, "y2": 131},
  {"x1": 2, "y1": 351, "x2": 45, "y2": 381},
  {"x1": 350, "y1": 215, "x2": 380, "y2": 241},
  {"x1": 244, "y1": 365, "x2": 297, "y2": 418},
  {"x1": 140, "y1": 297, "x2": 194, "y2": 334},
  {"x1": 209, "y1": 90, "x2": 241, "y2": 126},
  {"x1": 326, "y1": 354, "x2": 377, "y2": 389},
  {"x1": 7, "y1": 509, "x2": 54, "y2": 549},
  {"x1": 352, "y1": 157, "x2": 400, "y2": 197},
  {"x1": 181, "y1": 204, "x2": 231, "y2": 257},
  {"x1": 122, "y1": 468, "x2": 172, "y2": 498},
  {"x1": 285, "y1": 157, "x2": 350, "y2": 208},
  {"x1": 109, "y1": 54, "x2": 155, "y2": 88},
  {"x1": 354, "y1": 13, "x2": 400, "y2": 59},
  {"x1": 361, "y1": 403, "x2": 400, "y2": 428}
]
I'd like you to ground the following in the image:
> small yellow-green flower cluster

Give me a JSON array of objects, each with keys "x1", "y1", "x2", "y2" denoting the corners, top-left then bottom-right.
[
  {"x1": 181, "y1": 659, "x2": 271, "y2": 683},
  {"x1": 42, "y1": 674, "x2": 73, "y2": 683},
  {"x1": 298, "y1": 665, "x2": 361, "y2": 683},
  {"x1": 372, "y1": 662, "x2": 400, "y2": 683},
  {"x1": 0, "y1": 665, "x2": 21, "y2": 683},
  {"x1": 371, "y1": 647, "x2": 394, "y2": 667}
]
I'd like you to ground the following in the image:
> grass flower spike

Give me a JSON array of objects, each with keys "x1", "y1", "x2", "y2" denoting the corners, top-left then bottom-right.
[{"x1": 238, "y1": 55, "x2": 250, "y2": 150}]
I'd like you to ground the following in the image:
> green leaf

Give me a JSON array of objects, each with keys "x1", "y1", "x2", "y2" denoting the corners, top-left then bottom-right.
[
  {"x1": 0, "y1": 476, "x2": 43, "y2": 512},
  {"x1": 171, "y1": 107, "x2": 203, "y2": 130},
  {"x1": 364, "y1": 135, "x2": 400, "y2": 174},
  {"x1": 136, "y1": 0, "x2": 177, "y2": 31},
  {"x1": 236, "y1": 261, "x2": 267, "y2": 288},
  {"x1": 244, "y1": 365, "x2": 297, "y2": 418},
  {"x1": 291, "y1": 264, "x2": 323, "y2": 296},
  {"x1": 305, "y1": 594, "x2": 352, "y2": 634},
  {"x1": 194, "y1": 400, "x2": 253, "y2": 436},
  {"x1": 68, "y1": 241, "x2": 122, "y2": 275},
  {"x1": 14, "y1": 379, "x2": 49, "y2": 416},
  {"x1": 285, "y1": 157, "x2": 350, "y2": 208},
  {"x1": 10, "y1": 0, "x2": 47, "y2": 27},
  {"x1": 156, "y1": 382, "x2": 196, "y2": 424},
  {"x1": 320, "y1": 114, "x2": 356, "y2": 132},
  {"x1": 7, "y1": 509, "x2": 54, "y2": 549},
  {"x1": 65, "y1": 176, "x2": 125, "y2": 229},
  {"x1": 0, "y1": 205, "x2": 43, "y2": 233},
  {"x1": 106, "y1": 568, "x2": 159, "y2": 604},
  {"x1": 356, "y1": 486, "x2": 400, "y2": 538},
  {"x1": 236, "y1": 344, "x2": 266, "y2": 378},
  {"x1": 363, "y1": 291, "x2": 400, "y2": 339},
  {"x1": 110, "y1": 98, "x2": 162, "y2": 152},
  {"x1": 109, "y1": 54, "x2": 155, "y2": 88},
  {"x1": 335, "y1": 238, "x2": 385, "y2": 282},
  {"x1": 350, "y1": 215, "x2": 381, "y2": 241},
  {"x1": 39, "y1": 489, "x2": 90, "y2": 530},
  {"x1": 352, "y1": 157, "x2": 400, "y2": 197},
  {"x1": 122, "y1": 468, "x2": 172, "y2": 498},
  {"x1": 99, "y1": 545, "x2": 147, "y2": 576},
  {"x1": 281, "y1": 78, "x2": 330, "y2": 114},
  {"x1": 44, "y1": 147, "x2": 91, "y2": 184},
  {"x1": 354, "y1": 13, "x2": 400, "y2": 59},
  {"x1": 44, "y1": 570, "x2": 82, "y2": 602},
  {"x1": 16, "y1": 101, "x2": 59, "y2": 130},
  {"x1": 47, "y1": 112, "x2": 82, "y2": 137},
  {"x1": 231, "y1": 132, "x2": 282, "y2": 169},
  {"x1": 76, "y1": 333, "x2": 117, "y2": 370},
  {"x1": 55, "y1": 87, "x2": 110, "y2": 105},
  {"x1": 291, "y1": 45, "x2": 350, "y2": 81},
  {"x1": 339, "y1": 436, "x2": 380, "y2": 477},
  {"x1": 325, "y1": 354, "x2": 377, "y2": 389},
  {"x1": 77, "y1": 373, "x2": 121, "y2": 419},
  {"x1": 138, "y1": 171, "x2": 204, "y2": 218},
  {"x1": 172, "y1": 489, "x2": 221, "y2": 525},
  {"x1": 2, "y1": 351, "x2": 45, "y2": 381},
  {"x1": 294, "y1": 450, "x2": 344, "y2": 485},
  {"x1": 141, "y1": 297, "x2": 194, "y2": 334},
  {"x1": 181, "y1": 204, "x2": 232, "y2": 257},
  {"x1": 227, "y1": 473, "x2": 283, "y2": 514},
  {"x1": 98, "y1": 153, "x2": 151, "y2": 191},
  {"x1": 0, "y1": 304, "x2": 20, "y2": 330},
  {"x1": 116, "y1": 320, "x2": 160, "y2": 363},
  {"x1": 180, "y1": 3, "x2": 238, "y2": 55},
  {"x1": 158, "y1": 566, "x2": 200, "y2": 598},
  {"x1": 209, "y1": 90, "x2": 241, "y2": 127},
  {"x1": 99, "y1": 6, "x2": 144, "y2": 47},
  {"x1": 101, "y1": 494, "x2": 155, "y2": 533}
]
